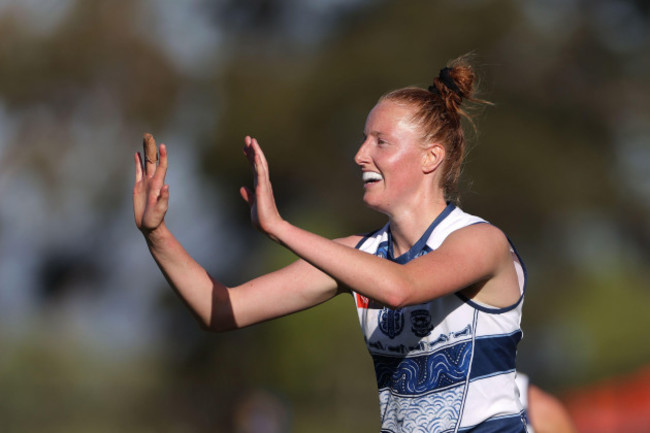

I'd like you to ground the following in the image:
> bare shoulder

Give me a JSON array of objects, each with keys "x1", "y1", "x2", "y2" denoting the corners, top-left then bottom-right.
[
  {"x1": 443, "y1": 223, "x2": 511, "y2": 255},
  {"x1": 434, "y1": 223, "x2": 513, "y2": 278}
]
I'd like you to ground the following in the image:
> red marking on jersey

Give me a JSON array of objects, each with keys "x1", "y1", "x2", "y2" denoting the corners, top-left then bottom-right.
[{"x1": 356, "y1": 293, "x2": 370, "y2": 309}]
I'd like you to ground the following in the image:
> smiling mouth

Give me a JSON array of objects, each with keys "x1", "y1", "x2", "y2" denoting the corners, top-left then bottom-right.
[{"x1": 362, "y1": 171, "x2": 383, "y2": 185}]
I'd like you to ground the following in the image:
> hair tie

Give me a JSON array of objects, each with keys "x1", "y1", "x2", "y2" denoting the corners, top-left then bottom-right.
[{"x1": 431, "y1": 67, "x2": 462, "y2": 97}]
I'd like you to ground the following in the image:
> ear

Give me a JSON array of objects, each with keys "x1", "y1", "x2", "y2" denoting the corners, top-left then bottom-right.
[{"x1": 422, "y1": 143, "x2": 445, "y2": 174}]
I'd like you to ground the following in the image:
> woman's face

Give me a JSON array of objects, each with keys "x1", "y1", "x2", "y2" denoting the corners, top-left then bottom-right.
[{"x1": 355, "y1": 100, "x2": 430, "y2": 214}]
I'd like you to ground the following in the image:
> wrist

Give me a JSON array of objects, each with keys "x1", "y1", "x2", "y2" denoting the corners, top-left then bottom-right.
[
  {"x1": 142, "y1": 222, "x2": 170, "y2": 246},
  {"x1": 267, "y1": 219, "x2": 292, "y2": 244}
]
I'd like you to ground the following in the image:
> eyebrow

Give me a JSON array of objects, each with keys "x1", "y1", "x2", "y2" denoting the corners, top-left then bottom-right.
[{"x1": 363, "y1": 130, "x2": 389, "y2": 138}]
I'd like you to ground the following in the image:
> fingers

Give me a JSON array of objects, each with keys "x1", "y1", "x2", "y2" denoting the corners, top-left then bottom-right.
[
  {"x1": 143, "y1": 133, "x2": 158, "y2": 177},
  {"x1": 248, "y1": 137, "x2": 272, "y2": 194},
  {"x1": 138, "y1": 131, "x2": 169, "y2": 185},
  {"x1": 240, "y1": 185, "x2": 256, "y2": 206},
  {"x1": 152, "y1": 144, "x2": 168, "y2": 184},
  {"x1": 135, "y1": 152, "x2": 143, "y2": 183},
  {"x1": 242, "y1": 136, "x2": 269, "y2": 179},
  {"x1": 243, "y1": 135, "x2": 255, "y2": 167}
]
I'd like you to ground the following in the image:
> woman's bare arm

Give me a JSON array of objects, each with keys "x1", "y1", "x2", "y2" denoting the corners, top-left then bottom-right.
[
  {"x1": 133, "y1": 134, "x2": 359, "y2": 331},
  {"x1": 144, "y1": 224, "x2": 358, "y2": 331},
  {"x1": 243, "y1": 136, "x2": 521, "y2": 309}
]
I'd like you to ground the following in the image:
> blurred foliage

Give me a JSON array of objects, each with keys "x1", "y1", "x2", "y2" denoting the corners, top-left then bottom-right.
[
  {"x1": 1, "y1": 0, "x2": 649, "y2": 431},
  {"x1": 0, "y1": 1, "x2": 179, "y2": 125}
]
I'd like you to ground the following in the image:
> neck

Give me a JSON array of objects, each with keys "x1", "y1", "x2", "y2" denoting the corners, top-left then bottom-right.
[{"x1": 388, "y1": 197, "x2": 449, "y2": 258}]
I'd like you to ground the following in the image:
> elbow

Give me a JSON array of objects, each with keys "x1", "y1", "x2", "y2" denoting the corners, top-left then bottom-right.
[
  {"x1": 383, "y1": 294, "x2": 409, "y2": 310},
  {"x1": 192, "y1": 310, "x2": 234, "y2": 333},
  {"x1": 199, "y1": 320, "x2": 220, "y2": 333},
  {"x1": 381, "y1": 282, "x2": 413, "y2": 310},
  {"x1": 371, "y1": 270, "x2": 419, "y2": 309},
  {"x1": 383, "y1": 271, "x2": 423, "y2": 309},
  {"x1": 200, "y1": 285, "x2": 237, "y2": 332},
  {"x1": 196, "y1": 315, "x2": 219, "y2": 333},
  {"x1": 199, "y1": 317, "x2": 235, "y2": 333}
]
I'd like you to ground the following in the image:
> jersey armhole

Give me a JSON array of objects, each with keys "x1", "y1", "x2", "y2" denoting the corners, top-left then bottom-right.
[{"x1": 455, "y1": 224, "x2": 527, "y2": 314}]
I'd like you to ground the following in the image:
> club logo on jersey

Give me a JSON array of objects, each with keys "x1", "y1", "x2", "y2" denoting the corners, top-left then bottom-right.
[
  {"x1": 410, "y1": 309, "x2": 434, "y2": 337},
  {"x1": 378, "y1": 307, "x2": 404, "y2": 339}
]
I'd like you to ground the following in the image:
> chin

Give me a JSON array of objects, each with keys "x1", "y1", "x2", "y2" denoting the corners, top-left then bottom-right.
[{"x1": 362, "y1": 196, "x2": 389, "y2": 215}]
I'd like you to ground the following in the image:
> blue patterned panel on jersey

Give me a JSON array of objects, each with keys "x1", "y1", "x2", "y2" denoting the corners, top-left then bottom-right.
[
  {"x1": 379, "y1": 386, "x2": 465, "y2": 433},
  {"x1": 469, "y1": 331, "x2": 522, "y2": 380},
  {"x1": 373, "y1": 340, "x2": 472, "y2": 396}
]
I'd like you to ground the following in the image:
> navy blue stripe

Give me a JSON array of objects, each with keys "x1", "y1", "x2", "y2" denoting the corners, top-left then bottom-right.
[
  {"x1": 458, "y1": 413, "x2": 527, "y2": 432},
  {"x1": 457, "y1": 293, "x2": 523, "y2": 314},
  {"x1": 354, "y1": 225, "x2": 387, "y2": 250},
  {"x1": 373, "y1": 340, "x2": 472, "y2": 395},
  {"x1": 469, "y1": 331, "x2": 522, "y2": 380},
  {"x1": 372, "y1": 330, "x2": 521, "y2": 395},
  {"x1": 389, "y1": 203, "x2": 456, "y2": 263}
]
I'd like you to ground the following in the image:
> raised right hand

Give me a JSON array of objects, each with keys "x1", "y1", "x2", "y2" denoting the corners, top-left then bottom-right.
[
  {"x1": 133, "y1": 133, "x2": 170, "y2": 235},
  {"x1": 240, "y1": 136, "x2": 285, "y2": 242}
]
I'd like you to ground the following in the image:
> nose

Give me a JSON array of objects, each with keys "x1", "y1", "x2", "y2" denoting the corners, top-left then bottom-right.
[{"x1": 354, "y1": 139, "x2": 369, "y2": 166}]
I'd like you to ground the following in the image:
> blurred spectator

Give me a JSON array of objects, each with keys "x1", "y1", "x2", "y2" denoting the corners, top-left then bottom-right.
[
  {"x1": 517, "y1": 372, "x2": 578, "y2": 433},
  {"x1": 233, "y1": 389, "x2": 291, "y2": 433}
]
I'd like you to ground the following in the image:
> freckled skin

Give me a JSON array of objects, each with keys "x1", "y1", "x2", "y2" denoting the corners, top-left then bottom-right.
[{"x1": 355, "y1": 100, "x2": 442, "y2": 225}]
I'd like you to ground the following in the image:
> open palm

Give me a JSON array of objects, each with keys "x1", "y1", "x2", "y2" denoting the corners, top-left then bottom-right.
[{"x1": 133, "y1": 134, "x2": 169, "y2": 234}]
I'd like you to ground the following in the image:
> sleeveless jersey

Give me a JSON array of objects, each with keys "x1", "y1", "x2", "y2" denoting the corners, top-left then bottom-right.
[{"x1": 353, "y1": 203, "x2": 528, "y2": 433}]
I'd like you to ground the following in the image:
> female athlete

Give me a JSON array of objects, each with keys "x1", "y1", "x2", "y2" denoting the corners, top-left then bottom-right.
[{"x1": 133, "y1": 55, "x2": 528, "y2": 432}]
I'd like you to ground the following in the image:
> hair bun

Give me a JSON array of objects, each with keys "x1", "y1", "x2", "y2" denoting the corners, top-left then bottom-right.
[{"x1": 438, "y1": 67, "x2": 463, "y2": 97}]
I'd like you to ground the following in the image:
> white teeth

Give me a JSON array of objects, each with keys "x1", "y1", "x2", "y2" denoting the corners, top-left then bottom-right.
[{"x1": 362, "y1": 171, "x2": 383, "y2": 182}]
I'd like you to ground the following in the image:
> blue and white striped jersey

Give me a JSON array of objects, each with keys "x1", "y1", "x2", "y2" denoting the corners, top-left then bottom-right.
[{"x1": 353, "y1": 203, "x2": 528, "y2": 433}]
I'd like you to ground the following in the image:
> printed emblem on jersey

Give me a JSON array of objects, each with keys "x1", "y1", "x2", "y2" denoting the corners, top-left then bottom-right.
[
  {"x1": 453, "y1": 324, "x2": 471, "y2": 338},
  {"x1": 355, "y1": 293, "x2": 384, "y2": 309},
  {"x1": 429, "y1": 325, "x2": 473, "y2": 349},
  {"x1": 430, "y1": 333, "x2": 449, "y2": 347},
  {"x1": 378, "y1": 307, "x2": 404, "y2": 339},
  {"x1": 375, "y1": 241, "x2": 389, "y2": 259},
  {"x1": 410, "y1": 309, "x2": 434, "y2": 337},
  {"x1": 356, "y1": 293, "x2": 370, "y2": 308}
]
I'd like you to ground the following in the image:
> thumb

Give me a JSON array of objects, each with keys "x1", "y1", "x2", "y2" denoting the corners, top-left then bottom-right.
[
  {"x1": 153, "y1": 184, "x2": 170, "y2": 214},
  {"x1": 240, "y1": 186, "x2": 255, "y2": 206}
]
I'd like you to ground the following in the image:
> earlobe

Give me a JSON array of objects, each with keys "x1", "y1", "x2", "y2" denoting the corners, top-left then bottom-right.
[{"x1": 422, "y1": 144, "x2": 445, "y2": 174}]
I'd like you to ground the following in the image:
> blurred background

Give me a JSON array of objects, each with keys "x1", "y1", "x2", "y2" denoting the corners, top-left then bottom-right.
[{"x1": 1, "y1": 0, "x2": 649, "y2": 432}]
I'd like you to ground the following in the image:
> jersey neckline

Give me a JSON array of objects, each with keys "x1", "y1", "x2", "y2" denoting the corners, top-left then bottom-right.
[{"x1": 387, "y1": 202, "x2": 456, "y2": 264}]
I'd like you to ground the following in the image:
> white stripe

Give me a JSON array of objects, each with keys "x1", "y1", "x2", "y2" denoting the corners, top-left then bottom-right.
[
  {"x1": 454, "y1": 309, "x2": 479, "y2": 433},
  {"x1": 474, "y1": 308, "x2": 522, "y2": 337},
  {"x1": 459, "y1": 370, "x2": 523, "y2": 428}
]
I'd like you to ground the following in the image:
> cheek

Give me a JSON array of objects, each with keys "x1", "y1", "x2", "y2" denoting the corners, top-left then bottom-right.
[
  {"x1": 388, "y1": 154, "x2": 422, "y2": 183},
  {"x1": 391, "y1": 171, "x2": 420, "y2": 190}
]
